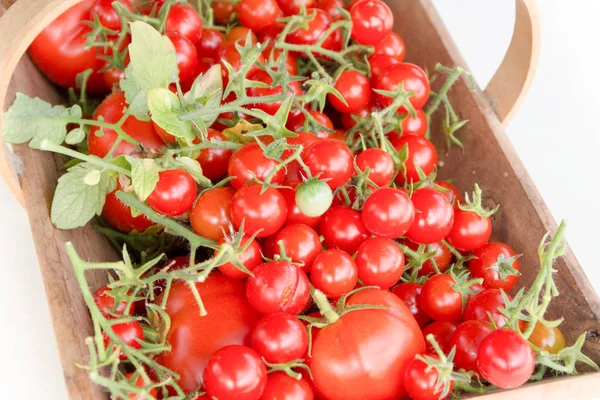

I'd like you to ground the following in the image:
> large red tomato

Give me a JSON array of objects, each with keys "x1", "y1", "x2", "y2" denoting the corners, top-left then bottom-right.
[
  {"x1": 309, "y1": 289, "x2": 425, "y2": 400},
  {"x1": 155, "y1": 273, "x2": 262, "y2": 394}
]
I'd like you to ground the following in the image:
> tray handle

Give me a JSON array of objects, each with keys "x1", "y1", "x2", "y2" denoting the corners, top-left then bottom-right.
[{"x1": 0, "y1": 0, "x2": 540, "y2": 208}]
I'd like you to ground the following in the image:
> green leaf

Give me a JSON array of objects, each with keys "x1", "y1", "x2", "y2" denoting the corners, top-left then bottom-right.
[
  {"x1": 65, "y1": 128, "x2": 86, "y2": 145},
  {"x1": 2, "y1": 94, "x2": 82, "y2": 149},
  {"x1": 51, "y1": 163, "x2": 117, "y2": 229},
  {"x1": 183, "y1": 64, "x2": 223, "y2": 128},
  {"x1": 173, "y1": 156, "x2": 211, "y2": 186},
  {"x1": 147, "y1": 88, "x2": 194, "y2": 142},
  {"x1": 128, "y1": 158, "x2": 161, "y2": 201}
]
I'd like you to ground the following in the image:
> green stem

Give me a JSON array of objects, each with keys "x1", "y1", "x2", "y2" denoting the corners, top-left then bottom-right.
[
  {"x1": 39, "y1": 140, "x2": 131, "y2": 176},
  {"x1": 425, "y1": 65, "x2": 465, "y2": 118},
  {"x1": 311, "y1": 288, "x2": 340, "y2": 324}
]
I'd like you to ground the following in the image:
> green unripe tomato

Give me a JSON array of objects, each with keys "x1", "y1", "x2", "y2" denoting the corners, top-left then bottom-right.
[{"x1": 295, "y1": 179, "x2": 333, "y2": 217}]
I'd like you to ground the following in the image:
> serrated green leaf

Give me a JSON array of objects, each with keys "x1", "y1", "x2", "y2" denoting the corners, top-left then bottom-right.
[
  {"x1": 2, "y1": 94, "x2": 82, "y2": 149},
  {"x1": 84, "y1": 170, "x2": 102, "y2": 185},
  {"x1": 120, "y1": 66, "x2": 151, "y2": 121},
  {"x1": 129, "y1": 158, "x2": 161, "y2": 201},
  {"x1": 183, "y1": 64, "x2": 223, "y2": 128},
  {"x1": 148, "y1": 88, "x2": 194, "y2": 142},
  {"x1": 51, "y1": 163, "x2": 117, "y2": 229},
  {"x1": 65, "y1": 128, "x2": 86, "y2": 145}
]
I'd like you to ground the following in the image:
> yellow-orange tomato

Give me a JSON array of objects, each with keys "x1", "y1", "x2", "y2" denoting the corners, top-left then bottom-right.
[{"x1": 527, "y1": 322, "x2": 566, "y2": 354}]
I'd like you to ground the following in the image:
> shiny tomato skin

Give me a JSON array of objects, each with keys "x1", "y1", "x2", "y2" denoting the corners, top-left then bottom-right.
[
  {"x1": 477, "y1": 329, "x2": 535, "y2": 389},
  {"x1": 405, "y1": 188, "x2": 454, "y2": 244},
  {"x1": 250, "y1": 313, "x2": 308, "y2": 364},
  {"x1": 260, "y1": 371, "x2": 314, "y2": 400},
  {"x1": 315, "y1": 0, "x2": 346, "y2": 20},
  {"x1": 196, "y1": 28, "x2": 225, "y2": 59},
  {"x1": 288, "y1": 8, "x2": 331, "y2": 46},
  {"x1": 463, "y1": 288, "x2": 511, "y2": 328},
  {"x1": 361, "y1": 188, "x2": 415, "y2": 239},
  {"x1": 320, "y1": 206, "x2": 370, "y2": 254},
  {"x1": 391, "y1": 283, "x2": 430, "y2": 328},
  {"x1": 231, "y1": 185, "x2": 287, "y2": 238},
  {"x1": 190, "y1": 187, "x2": 235, "y2": 241},
  {"x1": 103, "y1": 321, "x2": 143, "y2": 360},
  {"x1": 422, "y1": 321, "x2": 458, "y2": 354},
  {"x1": 469, "y1": 242, "x2": 521, "y2": 292},
  {"x1": 156, "y1": 274, "x2": 262, "y2": 393},
  {"x1": 369, "y1": 54, "x2": 403, "y2": 85},
  {"x1": 526, "y1": 322, "x2": 566, "y2": 354},
  {"x1": 280, "y1": 182, "x2": 322, "y2": 228},
  {"x1": 239, "y1": 0, "x2": 282, "y2": 32},
  {"x1": 167, "y1": 32, "x2": 199, "y2": 85},
  {"x1": 340, "y1": 104, "x2": 372, "y2": 130},
  {"x1": 355, "y1": 148, "x2": 395, "y2": 187},
  {"x1": 372, "y1": 31, "x2": 405, "y2": 60},
  {"x1": 29, "y1": 0, "x2": 107, "y2": 93},
  {"x1": 402, "y1": 239, "x2": 452, "y2": 277},
  {"x1": 446, "y1": 208, "x2": 492, "y2": 252},
  {"x1": 310, "y1": 249, "x2": 358, "y2": 299},
  {"x1": 329, "y1": 70, "x2": 372, "y2": 113},
  {"x1": 212, "y1": 0, "x2": 238, "y2": 24},
  {"x1": 309, "y1": 288, "x2": 425, "y2": 400},
  {"x1": 217, "y1": 236, "x2": 263, "y2": 279},
  {"x1": 419, "y1": 274, "x2": 463, "y2": 322},
  {"x1": 404, "y1": 355, "x2": 452, "y2": 400},
  {"x1": 247, "y1": 69, "x2": 303, "y2": 115},
  {"x1": 102, "y1": 189, "x2": 154, "y2": 233},
  {"x1": 449, "y1": 320, "x2": 494, "y2": 372},
  {"x1": 374, "y1": 63, "x2": 430, "y2": 112},
  {"x1": 197, "y1": 129, "x2": 233, "y2": 182},
  {"x1": 287, "y1": 110, "x2": 334, "y2": 139},
  {"x1": 277, "y1": 0, "x2": 315, "y2": 16},
  {"x1": 349, "y1": 0, "x2": 393, "y2": 45},
  {"x1": 398, "y1": 109, "x2": 428, "y2": 136},
  {"x1": 88, "y1": 92, "x2": 164, "y2": 158},
  {"x1": 91, "y1": 0, "x2": 133, "y2": 31},
  {"x1": 392, "y1": 135, "x2": 438, "y2": 185},
  {"x1": 302, "y1": 140, "x2": 354, "y2": 189},
  {"x1": 246, "y1": 261, "x2": 311, "y2": 314},
  {"x1": 436, "y1": 180, "x2": 461, "y2": 205},
  {"x1": 273, "y1": 224, "x2": 322, "y2": 273},
  {"x1": 203, "y1": 345, "x2": 268, "y2": 400},
  {"x1": 164, "y1": 3, "x2": 203, "y2": 44},
  {"x1": 355, "y1": 238, "x2": 404, "y2": 289},
  {"x1": 147, "y1": 170, "x2": 197, "y2": 217},
  {"x1": 228, "y1": 142, "x2": 285, "y2": 189}
]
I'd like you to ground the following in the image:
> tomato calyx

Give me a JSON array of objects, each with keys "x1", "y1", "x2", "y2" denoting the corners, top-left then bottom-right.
[
  {"x1": 262, "y1": 358, "x2": 313, "y2": 380},
  {"x1": 533, "y1": 332, "x2": 599, "y2": 377},
  {"x1": 449, "y1": 268, "x2": 484, "y2": 312},
  {"x1": 488, "y1": 253, "x2": 522, "y2": 280},
  {"x1": 398, "y1": 243, "x2": 442, "y2": 283},
  {"x1": 457, "y1": 184, "x2": 499, "y2": 219}
]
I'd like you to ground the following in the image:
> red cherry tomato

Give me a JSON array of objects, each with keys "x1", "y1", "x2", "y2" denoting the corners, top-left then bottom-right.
[
  {"x1": 276, "y1": 0, "x2": 315, "y2": 16},
  {"x1": 204, "y1": 345, "x2": 268, "y2": 400},
  {"x1": 392, "y1": 135, "x2": 438, "y2": 185},
  {"x1": 302, "y1": 140, "x2": 354, "y2": 189},
  {"x1": 469, "y1": 242, "x2": 521, "y2": 292},
  {"x1": 247, "y1": 69, "x2": 303, "y2": 115},
  {"x1": 212, "y1": 0, "x2": 238, "y2": 24},
  {"x1": 361, "y1": 188, "x2": 415, "y2": 238},
  {"x1": 93, "y1": 285, "x2": 132, "y2": 318},
  {"x1": 197, "y1": 129, "x2": 233, "y2": 182},
  {"x1": 239, "y1": 0, "x2": 282, "y2": 32},
  {"x1": 228, "y1": 142, "x2": 286, "y2": 189},
  {"x1": 190, "y1": 187, "x2": 234, "y2": 241},
  {"x1": 231, "y1": 185, "x2": 287, "y2": 238},
  {"x1": 320, "y1": 206, "x2": 369, "y2": 254},
  {"x1": 280, "y1": 182, "x2": 322, "y2": 228},
  {"x1": 273, "y1": 224, "x2": 322, "y2": 273},
  {"x1": 287, "y1": 110, "x2": 334, "y2": 138},
  {"x1": 464, "y1": 288, "x2": 513, "y2": 329},
  {"x1": 103, "y1": 321, "x2": 144, "y2": 360},
  {"x1": 419, "y1": 274, "x2": 463, "y2": 322},
  {"x1": 372, "y1": 31, "x2": 405, "y2": 60},
  {"x1": 436, "y1": 180, "x2": 461, "y2": 204},
  {"x1": 355, "y1": 148, "x2": 395, "y2": 187},
  {"x1": 196, "y1": 28, "x2": 225, "y2": 59},
  {"x1": 167, "y1": 32, "x2": 199, "y2": 84},
  {"x1": 374, "y1": 63, "x2": 430, "y2": 112},
  {"x1": 165, "y1": 3, "x2": 203, "y2": 44},
  {"x1": 288, "y1": 8, "x2": 332, "y2": 47},
  {"x1": 449, "y1": 320, "x2": 494, "y2": 372},
  {"x1": 446, "y1": 207, "x2": 492, "y2": 252},
  {"x1": 340, "y1": 103, "x2": 373, "y2": 130},
  {"x1": 405, "y1": 188, "x2": 454, "y2": 244},
  {"x1": 355, "y1": 238, "x2": 404, "y2": 289},
  {"x1": 477, "y1": 329, "x2": 535, "y2": 389},
  {"x1": 147, "y1": 169, "x2": 197, "y2": 217},
  {"x1": 404, "y1": 355, "x2": 452, "y2": 400},
  {"x1": 391, "y1": 283, "x2": 430, "y2": 328},
  {"x1": 91, "y1": 0, "x2": 133, "y2": 31},
  {"x1": 260, "y1": 371, "x2": 314, "y2": 400},
  {"x1": 395, "y1": 109, "x2": 428, "y2": 137},
  {"x1": 310, "y1": 249, "x2": 358, "y2": 299},
  {"x1": 369, "y1": 54, "x2": 403, "y2": 84},
  {"x1": 102, "y1": 188, "x2": 154, "y2": 233},
  {"x1": 262, "y1": 47, "x2": 299, "y2": 75},
  {"x1": 315, "y1": 0, "x2": 345, "y2": 20},
  {"x1": 349, "y1": 0, "x2": 393, "y2": 45},
  {"x1": 219, "y1": 41, "x2": 265, "y2": 83},
  {"x1": 88, "y1": 92, "x2": 164, "y2": 158},
  {"x1": 246, "y1": 261, "x2": 311, "y2": 314},
  {"x1": 226, "y1": 26, "x2": 259, "y2": 45},
  {"x1": 402, "y1": 239, "x2": 453, "y2": 277},
  {"x1": 217, "y1": 236, "x2": 263, "y2": 279},
  {"x1": 422, "y1": 321, "x2": 458, "y2": 354},
  {"x1": 250, "y1": 313, "x2": 308, "y2": 363},
  {"x1": 329, "y1": 70, "x2": 372, "y2": 113}
]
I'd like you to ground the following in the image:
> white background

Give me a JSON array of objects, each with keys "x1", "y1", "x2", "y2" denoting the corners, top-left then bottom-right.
[{"x1": 1, "y1": 1, "x2": 599, "y2": 398}]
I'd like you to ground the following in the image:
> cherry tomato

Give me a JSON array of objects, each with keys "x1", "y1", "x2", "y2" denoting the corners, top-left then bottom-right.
[
  {"x1": 219, "y1": 42, "x2": 265, "y2": 84},
  {"x1": 320, "y1": 206, "x2": 369, "y2": 254},
  {"x1": 419, "y1": 274, "x2": 463, "y2": 322},
  {"x1": 405, "y1": 188, "x2": 454, "y2": 244},
  {"x1": 102, "y1": 188, "x2": 154, "y2": 233},
  {"x1": 310, "y1": 249, "x2": 358, "y2": 299},
  {"x1": 315, "y1": 0, "x2": 346, "y2": 20},
  {"x1": 147, "y1": 169, "x2": 197, "y2": 217},
  {"x1": 349, "y1": 0, "x2": 393, "y2": 45},
  {"x1": 329, "y1": 70, "x2": 372, "y2": 113},
  {"x1": 156, "y1": 274, "x2": 262, "y2": 393},
  {"x1": 397, "y1": 109, "x2": 428, "y2": 137},
  {"x1": 91, "y1": 0, "x2": 133, "y2": 31},
  {"x1": 228, "y1": 142, "x2": 285, "y2": 189},
  {"x1": 239, "y1": 0, "x2": 282, "y2": 32},
  {"x1": 190, "y1": 187, "x2": 235, "y2": 241},
  {"x1": 102, "y1": 65, "x2": 127, "y2": 90},
  {"x1": 526, "y1": 322, "x2": 566, "y2": 354},
  {"x1": 93, "y1": 285, "x2": 132, "y2": 318},
  {"x1": 88, "y1": 92, "x2": 164, "y2": 158},
  {"x1": 123, "y1": 373, "x2": 157, "y2": 400},
  {"x1": 355, "y1": 148, "x2": 395, "y2": 187},
  {"x1": 294, "y1": 179, "x2": 334, "y2": 218},
  {"x1": 226, "y1": 26, "x2": 259, "y2": 45},
  {"x1": 392, "y1": 135, "x2": 438, "y2": 185},
  {"x1": 436, "y1": 180, "x2": 461, "y2": 204},
  {"x1": 167, "y1": 32, "x2": 199, "y2": 84},
  {"x1": 355, "y1": 238, "x2": 404, "y2": 289},
  {"x1": 463, "y1": 288, "x2": 511, "y2": 328},
  {"x1": 309, "y1": 288, "x2": 425, "y2": 400},
  {"x1": 273, "y1": 224, "x2": 322, "y2": 273},
  {"x1": 280, "y1": 182, "x2": 322, "y2": 228},
  {"x1": 197, "y1": 129, "x2": 233, "y2": 181},
  {"x1": 29, "y1": 0, "x2": 107, "y2": 93},
  {"x1": 449, "y1": 320, "x2": 494, "y2": 372},
  {"x1": 287, "y1": 8, "x2": 332, "y2": 47},
  {"x1": 231, "y1": 185, "x2": 287, "y2": 238},
  {"x1": 391, "y1": 283, "x2": 430, "y2": 328},
  {"x1": 277, "y1": 0, "x2": 315, "y2": 16},
  {"x1": 217, "y1": 236, "x2": 263, "y2": 279},
  {"x1": 374, "y1": 63, "x2": 430, "y2": 112},
  {"x1": 250, "y1": 313, "x2": 308, "y2": 363},
  {"x1": 246, "y1": 261, "x2": 311, "y2": 314},
  {"x1": 446, "y1": 207, "x2": 492, "y2": 252},
  {"x1": 372, "y1": 31, "x2": 405, "y2": 60},
  {"x1": 369, "y1": 54, "x2": 403, "y2": 84},
  {"x1": 204, "y1": 345, "x2": 267, "y2": 400},
  {"x1": 247, "y1": 69, "x2": 303, "y2": 115},
  {"x1": 477, "y1": 329, "x2": 535, "y2": 389},
  {"x1": 260, "y1": 371, "x2": 314, "y2": 400},
  {"x1": 196, "y1": 28, "x2": 225, "y2": 59},
  {"x1": 361, "y1": 188, "x2": 415, "y2": 238},
  {"x1": 302, "y1": 140, "x2": 354, "y2": 189},
  {"x1": 469, "y1": 242, "x2": 521, "y2": 292},
  {"x1": 422, "y1": 321, "x2": 458, "y2": 354},
  {"x1": 103, "y1": 321, "x2": 144, "y2": 360},
  {"x1": 262, "y1": 47, "x2": 299, "y2": 75},
  {"x1": 212, "y1": 0, "x2": 238, "y2": 24},
  {"x1": 404, "y1": 355, "x2": 452, "y2": 400},
  {"x1": 165, "y1": 3, "x2": 203, "y2": 44},
  {"x1": 287, "y1": 110, "x2": 334, "y2": 139},
  {"x1": 402, "y1": 239, "x2": 452, "y2": 277}
]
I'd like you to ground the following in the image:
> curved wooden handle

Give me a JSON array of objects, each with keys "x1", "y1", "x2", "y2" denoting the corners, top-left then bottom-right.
[{"x1": 484, "y1": 0, "x2": 540, "y2": 127}]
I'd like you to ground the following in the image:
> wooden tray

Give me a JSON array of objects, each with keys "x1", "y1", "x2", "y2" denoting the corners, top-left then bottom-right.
[{"x1": 0, "y1": 0, "x2": 598, "y2": 398}]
